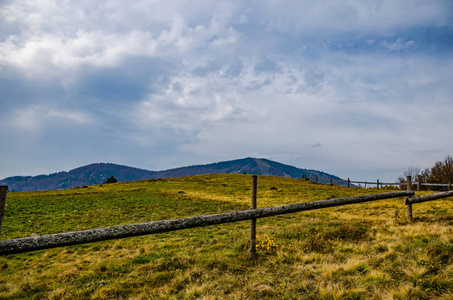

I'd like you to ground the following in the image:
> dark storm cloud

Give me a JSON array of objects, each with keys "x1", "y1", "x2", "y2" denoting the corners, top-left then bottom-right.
[{"x1": 0, "y1": 0, "x2": 452, "y2": 182}]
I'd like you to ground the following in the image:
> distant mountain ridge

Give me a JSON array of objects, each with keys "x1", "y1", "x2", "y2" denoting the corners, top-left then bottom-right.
[{"x1": 0, "y1": 158, "x2": 343, "y2": 192}]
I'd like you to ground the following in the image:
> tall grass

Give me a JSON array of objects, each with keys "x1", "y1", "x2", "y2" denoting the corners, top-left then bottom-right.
[{"x1": 1, "y1": 174, "x2": 452, "y2": 299}]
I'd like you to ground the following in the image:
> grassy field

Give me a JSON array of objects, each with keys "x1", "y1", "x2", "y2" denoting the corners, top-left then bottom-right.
[{"x1": 1, "y1": 174, "x2": 453, "y2": 299}]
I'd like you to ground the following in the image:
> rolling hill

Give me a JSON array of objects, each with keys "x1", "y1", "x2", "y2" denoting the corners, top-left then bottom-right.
[{"x1": 0, "y1": 157, "x2": 343, "y2": 192}]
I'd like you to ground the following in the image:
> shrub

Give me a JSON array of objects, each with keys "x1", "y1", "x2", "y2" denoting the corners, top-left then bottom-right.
[{"x1": 103, "y1": 176, "x2": 118, "y2": 184}]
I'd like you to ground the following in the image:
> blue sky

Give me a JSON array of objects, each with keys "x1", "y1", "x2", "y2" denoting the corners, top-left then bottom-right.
[{"x1": 1, "y1": 0, "x2": 452, "y2": 182}]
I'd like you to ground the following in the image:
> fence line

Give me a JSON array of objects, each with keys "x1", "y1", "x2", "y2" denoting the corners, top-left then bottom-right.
[
  {"x1": 406, "y1": 190, "x2": 453, "y2": 222},
  {"x1": 0, "y1": 188, "x2": 413, "y2": 256},
  {"x1": 420, "y1": 183, "x2": 452, "y2": 187},
  {"x1": 2, "y1": 175, "x2": 452, "y2": 257},
  {"x1": 304, "y1": 175, "x2": 452, "y2": 222},
  {"x1": 406, "y1": 190, "x2": 453, "y2": 205},
  {"x1": 308, "y1": 176, "x2": 451, "y2": 190}
]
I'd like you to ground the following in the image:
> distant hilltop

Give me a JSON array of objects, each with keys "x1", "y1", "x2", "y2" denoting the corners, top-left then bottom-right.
[{"x1": 0, "y1": 157, "x2": 343, "y2": 192}]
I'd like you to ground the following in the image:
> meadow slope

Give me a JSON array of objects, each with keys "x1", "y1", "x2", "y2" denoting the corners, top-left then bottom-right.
[{"x1": 1, "y1": 174, "x2": 453, "y2": 299}]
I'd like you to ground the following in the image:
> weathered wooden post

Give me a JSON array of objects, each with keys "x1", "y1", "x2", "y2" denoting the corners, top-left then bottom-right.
[
  {"x1": 407, "y1": 176, "x2": 413, "y2": 222},
  {"x1": 0, "y1": 186, "x2": 7, "y2": 234},
  {"x1": 347, "y1": 178, "x2": 350, "y2": 188},
  {"x1": 250, "y1": 175, "x2": 257, "y2": 259},
  {"x1": 377, "y1": 180, "x2": 380, "y2": 190},
  {"x1": 316, "y1": 175, "x2": 318, "y2": 184},
  {"x1": 417, "y1": 175, "x2": 421, "y2": 191},
  {"x1": 330, "y1": 178, "x2": 333, "y2": 185}
]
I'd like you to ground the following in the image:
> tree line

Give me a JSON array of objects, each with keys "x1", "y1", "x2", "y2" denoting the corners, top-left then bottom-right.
[{"x1": 399, "y1": 155, "x2": 453, "y2": 190}]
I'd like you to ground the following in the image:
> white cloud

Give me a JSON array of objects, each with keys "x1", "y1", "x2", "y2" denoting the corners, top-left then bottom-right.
[
  {"x1": 10, "y1": 105, "x2": 42, "y2": 132},
  {"x1": 46, "y1": 109, "x2": 92, "y2": 124},
  {"x1": 9, "y1": 105, "x2": 92, "y2": 133},
  {"x1": 382, "y1": 38, "x2": 416, "y2": 51},
  {"x1": 256, "y1": 0, "x2": 452, "y2": 32}
]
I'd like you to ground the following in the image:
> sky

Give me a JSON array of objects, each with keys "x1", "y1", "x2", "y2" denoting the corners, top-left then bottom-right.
[{"x1": 1, "y1": 0, "x2": 452, "y2": 182}]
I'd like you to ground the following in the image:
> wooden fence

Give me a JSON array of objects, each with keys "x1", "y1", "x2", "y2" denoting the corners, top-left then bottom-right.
[
  {"x1": 406, "y1": 190, "x2": 453, "y2": 221},
  {"x1": 312, "y1": 176, "x2": 453, "y2": 221},
  {"x1": 309, "y1": 175, "x2": 451, "y2": 190},
  {"x1": 0, "y1": 178, "x2": 414, "y2": 257},
  {"x1": 0, "y1": 176, "x2": 451, "y2": 257}
]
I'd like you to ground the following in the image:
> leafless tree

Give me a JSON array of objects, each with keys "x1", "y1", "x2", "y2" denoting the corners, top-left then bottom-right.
[
  {"x1": 397, "y1": 166, "x2": 421, "y2": 189},
  {"x1": 400, "y1": 155, "x2": 453, "y2": 190}
]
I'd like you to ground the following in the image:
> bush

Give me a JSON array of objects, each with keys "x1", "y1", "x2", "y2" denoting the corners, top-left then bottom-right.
[{"x1": 103, "y1": 176, "x2": 118, "y2": 184}]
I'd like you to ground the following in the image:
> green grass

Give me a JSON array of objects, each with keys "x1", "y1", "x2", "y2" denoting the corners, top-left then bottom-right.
[{"x1": 1, "y1": 174, "x2": 453, "y2": 299}]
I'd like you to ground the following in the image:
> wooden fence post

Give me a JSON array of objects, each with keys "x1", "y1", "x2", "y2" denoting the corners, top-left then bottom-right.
[
  {"x1": 417, "y1": 175, "x2": 421, "y2": 191},
  {"x1": 348, "y1": 178, "x2": 350, "y2": 188},
  {"x1": 0, "y1": 186, "x2": 7, "y2": 234},
  {"x1": 316, "y1": 176, "x2": 318, "y2": 184},
  {"x1": 407, "y1": 176, "x2": 413, "y2": 222},
  {"x1": 330, "y1": 178, "x2": 333, "y2": 185},
  {"x1": 250, "y1": 175, "x2": 257, "y2": 259},
  {"x1": 377, "y1": 180, "x2": 380, "y2": 190}
]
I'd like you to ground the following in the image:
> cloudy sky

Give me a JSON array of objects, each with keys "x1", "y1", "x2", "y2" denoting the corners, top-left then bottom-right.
[{"x1": 1, "y1": 0, "x2": 452, "y2": 182}]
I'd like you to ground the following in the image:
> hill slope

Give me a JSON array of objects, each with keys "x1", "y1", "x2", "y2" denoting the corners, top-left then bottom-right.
[
  {"x1": 0, "y1": 158, "x2": 342, "y2": 192},
  {"x1": 1, "y1": 174, "x2": 450, "y2": 299},
  {"x1": 0, "y1": 163, "x2": 156, "y2": 192}
]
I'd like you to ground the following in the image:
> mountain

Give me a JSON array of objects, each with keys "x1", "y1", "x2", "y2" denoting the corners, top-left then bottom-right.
[
  {"x1": 0, "y1": 158, "x2": 343, "y2": 192},
  {"x1": 0, "y1": 163, "x2": 156, "y2": 192}
]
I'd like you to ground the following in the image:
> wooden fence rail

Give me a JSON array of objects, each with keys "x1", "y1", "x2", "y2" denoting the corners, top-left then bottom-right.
[
  {"x1": 317, "y1": 176, "x2": 452, "y2": 222},
  {"x1": 420, "y1": 183, "x2": 452, "y2": 187},
  {"x1": 0, "y1": 189, "x2": 413, "y2": 256},
  {"x1": 406, "y1": 190, "x2": 453, "y2": 205},
  {"x1": 312, "y1": 177, "x2": 451, "y2": 191},
  {"x1": 406, "y1": 190, "x2": 453, "y2": 222}
]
